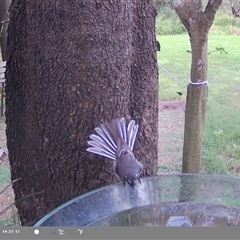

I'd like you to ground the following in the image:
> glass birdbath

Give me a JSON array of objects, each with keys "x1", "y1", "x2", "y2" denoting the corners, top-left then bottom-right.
[{"x1": 34, "y1": 174, "x2": 240, "y2": 227}]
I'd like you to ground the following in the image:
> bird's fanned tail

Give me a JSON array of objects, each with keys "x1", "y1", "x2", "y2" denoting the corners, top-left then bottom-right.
[{"x1": 87, "y1": 118, "x2": 138, "y2": 160}]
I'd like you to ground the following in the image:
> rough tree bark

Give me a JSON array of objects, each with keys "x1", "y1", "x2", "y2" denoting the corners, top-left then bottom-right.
[
  {"x1": 6, "y1": 0, "x2": 158, "y2": 225},
  {"x1": 172, "y1": 0, "x2": 222, "y2": 173},
  {"x1": 0, "y1": 0, "x2": 10, "y2": 60}
]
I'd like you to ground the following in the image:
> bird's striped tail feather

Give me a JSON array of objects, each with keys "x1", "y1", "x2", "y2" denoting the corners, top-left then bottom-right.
[{"x1": 87, "y1": 118, "x2": 139, "y2": 160}]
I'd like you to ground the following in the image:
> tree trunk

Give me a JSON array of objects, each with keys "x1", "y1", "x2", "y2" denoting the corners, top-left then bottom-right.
[
  {"x1": 130, "y1": 1, "x2": 159, "y2": 175},
  {"x1": 6, "y1": 0, "x2": 158, "y2": 225},
  {"x1": 172, "y1": 0, "x2": 222, "y2": 173},
  {"x1": 182, "y1": 33, "x2": 209, "y2": 173},
  {"x1": 0, "y1": 0, "x2": 10, "y2": 60}
]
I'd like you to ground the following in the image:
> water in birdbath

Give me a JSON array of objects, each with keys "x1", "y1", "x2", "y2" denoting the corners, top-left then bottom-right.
[
  {"x1": 34, "y1": 174, "x2": 240, "y2": 227},
  {"x1": 88, "y1": 202, "x2": 240, "y2": 226}
]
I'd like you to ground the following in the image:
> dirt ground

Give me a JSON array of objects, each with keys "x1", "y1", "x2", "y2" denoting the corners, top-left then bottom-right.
[
  {"x1": 158, "y1": 99, "x2": 185, "y2": 173},
  {"x1": 0, "y1": 99, "x2": 185, "y2": 226}
]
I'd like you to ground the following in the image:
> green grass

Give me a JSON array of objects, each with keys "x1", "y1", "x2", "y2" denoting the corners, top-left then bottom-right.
[
  {"x1": 157, "y1": 33, "x2": 240, "y2": 176},
  {"x1": 0, "y1": 166, "x2": 10, "y2": 183}
]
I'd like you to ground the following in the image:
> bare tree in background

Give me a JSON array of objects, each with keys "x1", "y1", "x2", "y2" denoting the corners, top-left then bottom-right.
[
  {"x1": 230, "y1": 0, "x2": 240, "y2": 17},
  {"x1": 172, "y1": 0, "x2": 222, "y2": 173}
]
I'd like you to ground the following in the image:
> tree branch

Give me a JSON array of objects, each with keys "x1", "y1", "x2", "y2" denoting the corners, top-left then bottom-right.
[
  {"x1": 171, "y1": 0, "x2": 203, "y2": 32},
  {"x1": 0, "y1": 178, "x2": 21, "y2": 195},
  {"x1": 172, "y1": 0, "x2": 222, "y2": 34},
  {"x1": 204, "y1": 0, "x2": 223, "y2": 22}
]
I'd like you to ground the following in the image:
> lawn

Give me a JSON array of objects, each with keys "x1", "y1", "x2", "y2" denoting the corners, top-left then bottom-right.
[{"x1": 157, "y1": 33, "x2": 240, "y2": 176}]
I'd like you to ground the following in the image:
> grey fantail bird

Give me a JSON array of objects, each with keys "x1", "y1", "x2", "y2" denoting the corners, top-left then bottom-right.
[{"x1": 86, "y1": 118, "x2": 144, "y2": 188}]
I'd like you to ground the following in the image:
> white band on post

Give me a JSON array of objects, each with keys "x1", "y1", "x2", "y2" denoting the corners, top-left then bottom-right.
[{"x1": 189, "y1": 79, "x2": 209, "y2": 86}]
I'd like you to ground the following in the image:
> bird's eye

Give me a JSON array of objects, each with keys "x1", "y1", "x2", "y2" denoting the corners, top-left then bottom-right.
[{"x1": 121, "y1": 151, "x2": 128, "y2": 156}]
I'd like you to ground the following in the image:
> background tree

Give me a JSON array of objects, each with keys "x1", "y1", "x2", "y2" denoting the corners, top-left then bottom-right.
[
  {"x1": 229, "y1": 0, "x2": 240, "y2": 17},
  {"x1": 6, "y1": 0, "x2": 159, "y2": 225},
  {"x1": 0, "y1": 0, "x2": 10, "y2": 60},
  {"x1": 172, "y1": 0, "x2": 222, "y2": 172}
]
